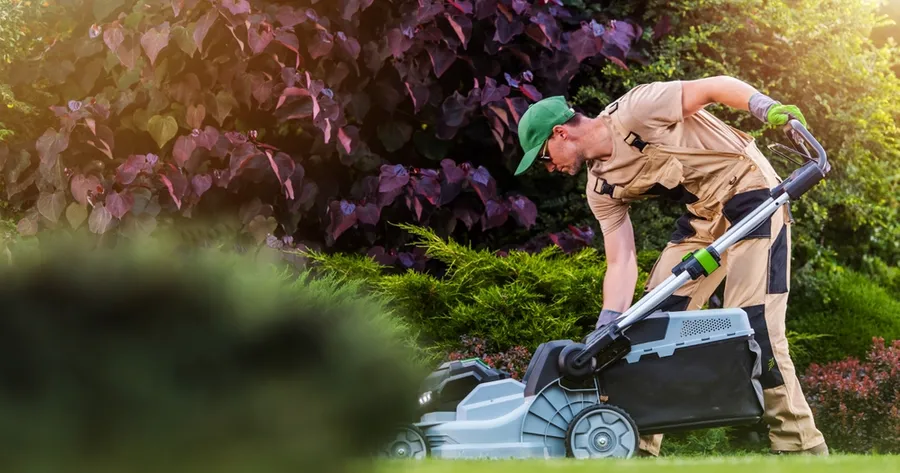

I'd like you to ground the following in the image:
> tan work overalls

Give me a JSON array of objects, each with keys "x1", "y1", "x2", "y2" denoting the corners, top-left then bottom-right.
[{"x1": 586, "y1": 101, "x2": 826, "y2": 454}]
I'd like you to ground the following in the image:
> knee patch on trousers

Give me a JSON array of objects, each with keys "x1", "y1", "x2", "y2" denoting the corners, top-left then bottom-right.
[
  {"x1": 744, "y1": 304, "x2": 785, "y2": 389},
  {"x1": 723, "y1": 189, "x2": 772, "y2": 241},
  {"x1": 669, "y1": 213, "x2": 698, "y2": 244},
  {"x1": 768, "y1": 225, "x2": 789, "y2": 294}
]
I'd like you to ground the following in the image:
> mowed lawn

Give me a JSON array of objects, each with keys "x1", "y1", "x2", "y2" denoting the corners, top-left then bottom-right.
[{"x1": 375, "y1": 455, "x2": 899, "y2": 473}]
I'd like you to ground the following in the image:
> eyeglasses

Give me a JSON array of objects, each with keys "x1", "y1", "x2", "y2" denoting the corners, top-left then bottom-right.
[{"x1": 538, "y1": 140, "x2": 551, "y2": 161}]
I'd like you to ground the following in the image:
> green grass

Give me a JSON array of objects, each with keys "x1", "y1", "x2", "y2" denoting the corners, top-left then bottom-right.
[{"x1": 375, "y1": 456, "x2": 899, "y2": 473}]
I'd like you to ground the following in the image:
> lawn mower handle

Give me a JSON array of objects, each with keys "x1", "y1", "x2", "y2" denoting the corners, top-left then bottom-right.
[{"x1": 559, "y1": 119, "x2": 830, "y2": 380}]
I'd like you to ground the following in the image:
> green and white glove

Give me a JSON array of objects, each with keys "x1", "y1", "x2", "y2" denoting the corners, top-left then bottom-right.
[{"x1": 749, "y1": 92, "x2": 807, "y2": 128}]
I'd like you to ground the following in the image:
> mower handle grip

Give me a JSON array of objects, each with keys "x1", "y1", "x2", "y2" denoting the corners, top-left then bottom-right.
[{"x1": 783, "y1": 119, "x2": 828, "y2": 174}]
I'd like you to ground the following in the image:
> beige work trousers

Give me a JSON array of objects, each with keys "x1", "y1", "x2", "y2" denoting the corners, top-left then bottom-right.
[{"x1": 637, "y1": 193, "x2": 826, "y2": 455}]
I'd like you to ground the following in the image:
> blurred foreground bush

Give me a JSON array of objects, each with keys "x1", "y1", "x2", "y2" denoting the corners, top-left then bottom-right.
[{"x1": 0, "y1": 234, "x2": 424, "y2": 473}]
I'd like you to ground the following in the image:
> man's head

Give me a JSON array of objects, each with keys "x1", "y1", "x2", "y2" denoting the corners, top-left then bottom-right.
[{"x1": 515, "y1": 96, "x2": 594, "y2": 176}]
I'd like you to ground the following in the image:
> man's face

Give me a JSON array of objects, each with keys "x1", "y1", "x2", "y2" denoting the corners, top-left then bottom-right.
[{"x1": 540, "y1": 125, "x2": 584, "y2": 176}]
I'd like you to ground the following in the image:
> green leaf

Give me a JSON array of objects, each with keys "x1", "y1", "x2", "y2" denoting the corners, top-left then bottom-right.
[
  {"x1": 133, "y1": 108, "x2": 153, "y2": 132},
  {"x1": 248, "y1": 215, "x2": 278, "y2": 244},
  {"x1": 117, "y1": 67, "x2": 141, "y2": 90},
  {"x1": 172, "y1": 25, "x2": 197, "y2": 57},
  {"x1": 79, "y1": 57, "x2": 105, "y2": 94},
  {"x1": 37, "y1": 191, "x2": 67, "y2": 224},
  {"x1": 212, "y1": 91, "x2": 238, "y2": 126},
  {"x1": 147, "y1": 115, "x2": 178, "y2": 149},
  {"x1": 66, "y1": 202, "x2": 88, "y2": 229},
  {"x1": 94, "y1": 0, "x2": 126, "y2": 22}
]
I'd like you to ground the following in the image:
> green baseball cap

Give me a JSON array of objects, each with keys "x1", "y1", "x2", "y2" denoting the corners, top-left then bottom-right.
[{"x1": 515, "y1": 95, "x2": 575, "y2": 175}]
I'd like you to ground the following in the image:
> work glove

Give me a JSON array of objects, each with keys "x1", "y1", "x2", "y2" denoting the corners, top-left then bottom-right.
[
  {"x1": 595, "y1": 309, "x2": 622, "y2": 330},
  {"x1": 749, "y1": 92, "x2": 807, "y2": 128}
]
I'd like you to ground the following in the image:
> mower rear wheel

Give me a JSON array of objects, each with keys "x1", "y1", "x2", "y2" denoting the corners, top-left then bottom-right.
[
  {"x1": 565, "y1": 404, "x2": 639, "y2": 459},
  {"x1": 381, "y1": 425, "x2": 429, "y2": 460}
]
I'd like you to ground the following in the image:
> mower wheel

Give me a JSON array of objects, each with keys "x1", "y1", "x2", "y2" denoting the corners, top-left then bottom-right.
[
  {"x1": 565, "y1": 404, "x2": 639, "y2": 459},
  {"x1": 381, "y1": 424, "x2": 429, "y2": 460}
]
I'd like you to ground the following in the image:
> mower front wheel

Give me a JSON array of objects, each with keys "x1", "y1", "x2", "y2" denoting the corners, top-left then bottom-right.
[
  {"x1": 565, "y1": 404, "x2": 639, "y2": 459},
  {"x1": 381, "y1": 424, "x2": 429, "y2": 460}
]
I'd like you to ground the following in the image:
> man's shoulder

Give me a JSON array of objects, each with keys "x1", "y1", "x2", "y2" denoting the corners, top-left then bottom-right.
[{"x1": 604, "y1": 80, "x2": 684, "y2": 139}]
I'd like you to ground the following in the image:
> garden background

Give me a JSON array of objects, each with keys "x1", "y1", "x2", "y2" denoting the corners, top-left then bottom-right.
[{"x1": 1, "y1": 0, "x2": 899, "y2": 459}]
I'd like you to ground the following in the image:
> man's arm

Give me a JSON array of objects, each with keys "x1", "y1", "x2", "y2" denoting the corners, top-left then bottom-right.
[
  {"x1": 601, "y1": 212, "x2": 638, "y2": 314},
  {"x1": 680, "y1": 75, "x2": 758, "y2": 117},
  {"x1": 680, "y1": 75, "x2": 808, "y2": 127}
]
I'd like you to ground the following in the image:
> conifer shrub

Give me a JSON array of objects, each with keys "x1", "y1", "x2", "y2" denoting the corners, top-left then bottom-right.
[
  {"x1": 0, "y1": 233, "x2": 424, "y2": 473},
  {"x1": 308, "y1": 223, "x2": 660, "y2": 353}
]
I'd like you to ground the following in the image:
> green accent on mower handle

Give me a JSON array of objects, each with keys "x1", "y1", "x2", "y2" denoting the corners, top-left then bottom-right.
[{"x1": 681, "y1": 248, "x2": 720, "y2": 276}]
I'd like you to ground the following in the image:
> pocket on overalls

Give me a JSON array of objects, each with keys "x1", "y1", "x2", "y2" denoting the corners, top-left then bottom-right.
[{"x1": 617, "y1": 151, "x2": 685, "y2": 201}]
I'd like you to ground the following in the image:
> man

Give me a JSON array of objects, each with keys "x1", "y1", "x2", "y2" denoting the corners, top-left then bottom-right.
[{"x1": 514, "y1": 76, "x2": 828, "y2": 456}]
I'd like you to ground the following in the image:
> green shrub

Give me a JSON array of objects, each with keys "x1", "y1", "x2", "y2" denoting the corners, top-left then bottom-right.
[
  {"x1": 0, "y1": 233, "x2": 424, "y2": 473},
  {"x1": 787, "y1": 265, "x2": 900, "y2": 366},
  {"x1": 308, "y1": 224, "x2": 659, "y2": 353}
]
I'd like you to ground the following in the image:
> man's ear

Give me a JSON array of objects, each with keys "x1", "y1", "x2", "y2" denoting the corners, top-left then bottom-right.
[{"x1": 552, "y1": 124, "x2": 568, "y2": 139}]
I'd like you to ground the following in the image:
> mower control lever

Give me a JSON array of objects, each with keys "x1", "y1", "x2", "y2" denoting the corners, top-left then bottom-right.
[{"x1": 772, "y1": 119, "x2": 829, "y2": 200}]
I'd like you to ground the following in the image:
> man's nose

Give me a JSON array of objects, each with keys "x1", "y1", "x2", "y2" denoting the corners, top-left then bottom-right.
[{"x1": 544, "y1": 161, "x2": 556, "y2": 172}]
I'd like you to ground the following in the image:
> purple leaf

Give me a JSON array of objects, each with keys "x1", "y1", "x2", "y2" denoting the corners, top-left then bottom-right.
[
  {"x1": 445, "y1": 13, "x2": 473, "y2": 49},
  {"x1": 229, "y1": 142, "x2": 261, "y2": 176},
  {"x1": 417, "y1": 1, "x2": 444, "y2": 23},
  {"x1": 116, "y1": 155, "x2": 148, "y2": 186},
  {"x1": 454, "y1": 204, "x2": 480, "y2": 230},
  {"x1": 248, "y1": 22, "x2": 274, "y2": 55},
  {"x1": 475, "y1": 0, "x2": 497, "y2": 20},
  {"x1": 356, "y1": 202, "x2": 380, "y2": 225},
  {"x1": 267, "y1": 151, "x2": 295, "y2": 184},
  {"x1": 569, "y1": 224, "x2": 596, "y2": 245},
  {"x1": 192, "y1": 174, "x2": 213, "y2": 197},
  {"x1": 309, "y1": 30, "x2": 334, "y2": 59},
  {"x1": 441, "y1": 159, "x2": 467, "y2": 184},
  {"x1": 441, "y1": 91, "x2": 468, "y2": 127},
  {"x1": 70, "y1": 174, "x2": 101, "y2": 207},
  {"x1": 507, "y1": 195, "x2": 537, "y2": 228},
  {"x1": 520, "y1": 84, "x2": 543, "y2": 102},
  {"x1": 481, "y1": 199, "x2": 509, "y2": 230},
  {"x1": 529, "y1": 12, "x2": 560, "y2": 48},
  {"x1": 591, "y1": 19, "x2": 606, "y2": 37},
  {"x1": 404, "y1": 82, "x2": 430, "y2": 113},
  {"x1": 512, "y1": 0, "x2": 529, "y2": 15},
  {"x1": 36, "y1": 127, "x2": 69, "y2": 170},
  {"x1": 338, "y1": 126, "x2": 359, "y2": 154},
  {"x1": 405, "y1": 194, "x2": 425, "y2": 221},
  {"x1": 88, "y1": 204, "x2": 113, "y2": 234},
  {"x1": 222, "y1": 0, "x2": 250, "y2": 16},
  {"x1": 159, "y1": 164, "x2": 188, "y2": 209},
  {"x1": 412, "y1": 169, "x2": 441, "y2": 206},
  {"x1": 482, "y1": 77, "x2": 511, "y2": 105},
  {"x1": 276, "y1": 5, "x2": 307, "y2": 28},
  {"x1": 106, "y1": 191, "x2": 134, "y2": 219},
  {"x1": 569, "y1": 25, "x2": 601, "y2": 62},
  {"x1": 173, "y1": 135, "x2": 196, "y2": 168},
  {"x1": 387, "y1": 28, "x2": 413, "y2": 58},
  {"x1": 103, "y1": 24, "x2": 124, "y2": 54},
  {"x1": 367, "y1": 246, "x2": 397, "y2": 266},
  {"x1": 275, "y1": 28, "x2": 300, "y2": 53},
  {"x1": 494, "y1": 13, "x2": 524, "y2": 44},
  {"x1": 505, "y1": 97, "x2": 529, "y2": 125},
  {"x1": 141, "y1": 22, "x2": 171, "y2": 66},
  {"x1": 426, "y1": 44, "x2": 456, "y2": 78},
  {"x1": 327, "y1": 199, "x2": 358, "y2": 241},
  {"x1": 468, "y1": 166, "x2": 497, "y2": 204},
  {"x1": 336, "y1": 31, "x2": 361, "y2": 59},
  {"x1": 652, "y1": 15, "x2": 671, "y2": 41},
  {"x1": 378, "y1": 164, "x2": 410, "y2": 193},
  {"x1": 601, "y1": 20, "x2": 642, "y2": 67},
  {"x1": 522, "y1": 70, "x2": 534, "y2": 82},
  {"x1": 504, "y1": 72, "x2": 520, "y2": 88},
  {"x1": 448, "y1": 0, "x2": 473, "y2": 14},
  {"x1": 194, "y1": 10, "x2": 216, "y2": 52}
]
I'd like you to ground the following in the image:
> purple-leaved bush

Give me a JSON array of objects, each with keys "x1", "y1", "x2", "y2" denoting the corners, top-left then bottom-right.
[{"x1": 3, "y1": 0, "x2": 643, "y2": 255}]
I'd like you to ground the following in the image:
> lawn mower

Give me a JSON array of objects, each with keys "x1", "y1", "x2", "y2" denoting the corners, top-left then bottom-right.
[{"x1": 381, "y1": 119, "x2": 829, "y2": 460}]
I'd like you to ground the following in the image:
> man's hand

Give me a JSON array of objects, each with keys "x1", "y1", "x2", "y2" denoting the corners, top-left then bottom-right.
[{"x1": 766, "y1": 104, "x2": 807, "y2": 127}]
